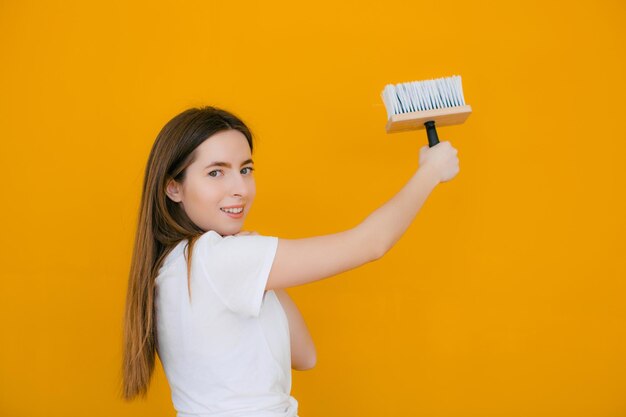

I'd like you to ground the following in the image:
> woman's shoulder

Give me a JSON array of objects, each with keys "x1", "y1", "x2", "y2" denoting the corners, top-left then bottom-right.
[
  {"x1": 197, "y1": 229, "x2": 222, "y2": 244},
  {"x1": 195, "y1": 230, "x2": 278, "y2": 260},
  {"x1": 191, "y1": 230, "x2": 233, "y2": 251},
  {"x1": 197, "y1": 230, "x2": 276, "y2": 245}
]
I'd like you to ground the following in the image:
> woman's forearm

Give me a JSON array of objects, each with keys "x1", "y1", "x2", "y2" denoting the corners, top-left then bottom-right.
[
  {"x1": 274, "y1": 289, "x2": 316, "y2": 371},
  {"x1": 359, "y1": 165, "x2": 440, "y2": 257},
  {"x1": 265, "y1": 165, "x2": 442, "y2": 291}
]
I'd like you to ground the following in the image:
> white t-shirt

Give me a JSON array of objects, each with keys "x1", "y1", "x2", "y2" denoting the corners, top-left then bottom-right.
[{"x1": 155, "y1": 230, "x2": 299, "y2": 417}]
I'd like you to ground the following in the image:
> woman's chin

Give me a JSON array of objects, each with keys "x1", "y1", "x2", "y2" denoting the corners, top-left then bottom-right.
[{"x1": 215, "y1": 226, "x2": 242, "y2": 237}]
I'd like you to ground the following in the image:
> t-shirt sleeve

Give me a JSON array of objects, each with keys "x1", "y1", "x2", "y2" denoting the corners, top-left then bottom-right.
[{"x1": 197, "y1": 232, "x2": 279, "y2": 317}]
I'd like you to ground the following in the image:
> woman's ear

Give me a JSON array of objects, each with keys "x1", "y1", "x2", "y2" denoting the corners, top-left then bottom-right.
[{"x1": 165, "y1": 179, "x2": 183, "y2": 203}]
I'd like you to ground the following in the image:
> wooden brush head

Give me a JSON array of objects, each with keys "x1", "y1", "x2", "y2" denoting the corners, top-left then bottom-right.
[{"x1": 385, "y1": 105, "x2": 472, "y2": 133}]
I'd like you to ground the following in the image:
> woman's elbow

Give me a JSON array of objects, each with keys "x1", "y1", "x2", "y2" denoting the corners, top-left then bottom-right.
[
  {"x1": 365, "y1": 236, "x2": 389, "y2": 262},
  {"x1": 293, "y1": 351, "x2": 317, "y2": 371}
]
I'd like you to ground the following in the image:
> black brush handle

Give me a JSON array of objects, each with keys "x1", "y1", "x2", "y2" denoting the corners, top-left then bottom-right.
[{"x1": 424, "y1": 120, "x2": 439, "y2": 148}]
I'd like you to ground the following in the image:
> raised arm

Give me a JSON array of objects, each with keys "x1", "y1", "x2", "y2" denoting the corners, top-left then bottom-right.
[{"x1": 265, "y1": 141, "x2": 459, "y2": 291}]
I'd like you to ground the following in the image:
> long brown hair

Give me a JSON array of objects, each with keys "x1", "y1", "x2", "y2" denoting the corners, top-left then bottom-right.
[{"x1": 120, "y1": 106, "x2": 254, "y2": 401}]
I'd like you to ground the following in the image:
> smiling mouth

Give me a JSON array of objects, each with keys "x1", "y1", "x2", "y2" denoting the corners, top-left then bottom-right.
[{"x1": 220, "y1": 207, "x2": 243, "y2": 214}]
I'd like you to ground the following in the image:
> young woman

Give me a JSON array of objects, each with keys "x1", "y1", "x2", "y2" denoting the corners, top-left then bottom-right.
[{"x1": 121, "y1": 106, "x2": 459, "y2": 416}]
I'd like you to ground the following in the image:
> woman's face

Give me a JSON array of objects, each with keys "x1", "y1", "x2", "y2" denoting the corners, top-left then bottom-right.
[{"x1": 166, "y1": 129, "x2": 256, "y2": 236}]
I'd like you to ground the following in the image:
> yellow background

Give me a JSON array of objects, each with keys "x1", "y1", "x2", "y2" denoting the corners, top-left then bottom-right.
[{"x1": 1, "y1": 0, "x2": 625, "y2": 416}]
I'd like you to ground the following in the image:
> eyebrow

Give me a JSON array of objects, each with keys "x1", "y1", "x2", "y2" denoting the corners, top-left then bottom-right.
[{"x1": 204, "y1": 159, "x2": 254, "y2": 170}]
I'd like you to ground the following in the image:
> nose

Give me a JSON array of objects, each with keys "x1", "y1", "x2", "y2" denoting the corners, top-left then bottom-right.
[{"x1": 229, "y1": 171, "x2": 248, "y2": 198}]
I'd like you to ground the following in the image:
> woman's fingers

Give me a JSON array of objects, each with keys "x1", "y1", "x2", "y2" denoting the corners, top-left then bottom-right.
[{"x1": 235, "y1": 230, "x2": 259, "y2": 236}]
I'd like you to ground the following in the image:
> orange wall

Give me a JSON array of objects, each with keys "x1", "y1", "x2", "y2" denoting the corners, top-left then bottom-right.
[{"x1": 1, "y1": 1, "x2": 625, "y2": 416}]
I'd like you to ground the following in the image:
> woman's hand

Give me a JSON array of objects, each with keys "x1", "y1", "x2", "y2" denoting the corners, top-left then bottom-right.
[
  {"x1": 418, "y1": 141, "x2": 459, "y2": 183},
  {"x1": 234, "y1": 230, "x2": 259, "y2": 236}
]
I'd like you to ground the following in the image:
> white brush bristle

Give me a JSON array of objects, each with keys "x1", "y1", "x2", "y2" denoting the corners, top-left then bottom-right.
[{"x1": 381, "y1": 75, "x2": 466, "y2": 119}]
